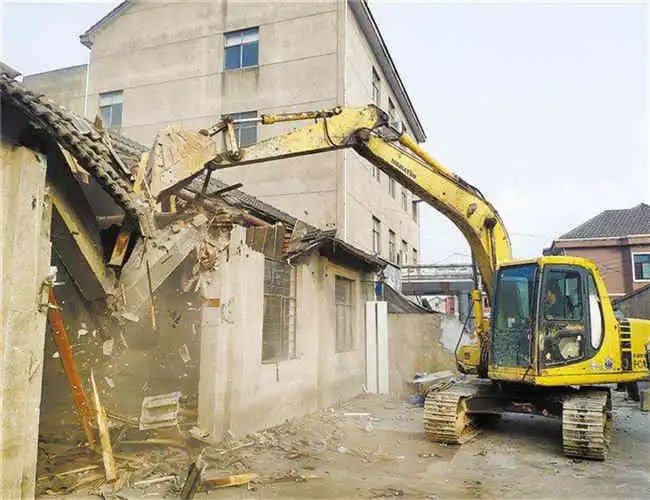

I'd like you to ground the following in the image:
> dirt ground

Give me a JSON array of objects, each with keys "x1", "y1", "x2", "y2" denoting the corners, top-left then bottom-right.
[{"x1": 37, "y1": 390, "x2": 648, "y2": 499}]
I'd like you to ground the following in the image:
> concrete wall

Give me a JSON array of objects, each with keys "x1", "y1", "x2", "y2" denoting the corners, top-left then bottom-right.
[
  {"x1": 199, "y1": 225, "x2": 366, "y2": 439},
  {"x1": 22, "y1": 65, "x2": 88, "y2": 115},
  {"x1": 23, "y1": 0, "x2": 420, "y2": 262},
  {"x1": 0, "y1": 144, "x2": 52, "y2": 498},
  {"x1": 387, "y1": 313, "x2": 455, "y2": 397}
]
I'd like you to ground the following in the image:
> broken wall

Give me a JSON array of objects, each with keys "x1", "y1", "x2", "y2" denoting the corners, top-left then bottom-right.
[
  {"x1": 387, "y1": 313, "x2": 455, "y2": 397},
  {"x1": 39, "y1": 252, "x2": 202, "y2": 439},
  {"x1": 199, "y1": 226, "x2": 366, "y2": 440}
]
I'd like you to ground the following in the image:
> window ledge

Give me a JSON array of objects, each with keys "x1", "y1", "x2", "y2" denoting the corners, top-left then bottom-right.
[{"x1": 224, "y1": 65, "x2": 259, "y2": 73}]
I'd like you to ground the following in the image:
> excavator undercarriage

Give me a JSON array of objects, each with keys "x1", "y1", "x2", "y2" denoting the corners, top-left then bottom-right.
[{"x1": 423, "y1": 380, "x2": 613, "y2": 460}]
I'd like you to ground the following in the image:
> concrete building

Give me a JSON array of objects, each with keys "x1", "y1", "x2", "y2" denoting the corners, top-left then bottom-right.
[
  {"x1": 23, "y1": 0, "x2": 425, "y2": 269},
  {"x1": 545, "y1": 203, "x2": 650, "y2": 298}
]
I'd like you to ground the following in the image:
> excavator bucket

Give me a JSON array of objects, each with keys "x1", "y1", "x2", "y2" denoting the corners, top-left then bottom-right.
[{"x1": 144, "y1": 126, "x2": 219, "y2": 200}]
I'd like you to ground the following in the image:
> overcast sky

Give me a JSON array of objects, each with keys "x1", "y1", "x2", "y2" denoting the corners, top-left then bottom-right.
[{"x1": 2, "y1": 1, "x2": 648, "y2": 264}]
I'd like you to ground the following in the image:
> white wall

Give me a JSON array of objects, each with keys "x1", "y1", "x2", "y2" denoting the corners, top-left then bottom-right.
[{"x1": 198, "y1": 226, "x2": 365, "y2": 438}]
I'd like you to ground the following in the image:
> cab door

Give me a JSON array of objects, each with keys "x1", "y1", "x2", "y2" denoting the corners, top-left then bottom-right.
[{"x1": 538, "y1": 265, "x2": 603, "y2": 368}]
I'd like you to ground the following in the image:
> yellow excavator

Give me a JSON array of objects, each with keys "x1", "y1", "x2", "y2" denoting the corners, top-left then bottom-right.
[{"x1": 144, "y1": 105, "x2": 650, "y2": 460}]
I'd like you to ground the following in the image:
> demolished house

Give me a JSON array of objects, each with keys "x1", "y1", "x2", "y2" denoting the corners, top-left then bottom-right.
[{"x1": 0, "y1": 72, "x2": 391, "y2": 495}]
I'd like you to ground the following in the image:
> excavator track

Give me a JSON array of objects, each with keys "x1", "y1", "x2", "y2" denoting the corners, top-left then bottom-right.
[
  {"x1": 562, "y1": 390, "x2": 612, "y2": 461},
  {"x1": 423, "y1": 384, "x2": 480, "y2": 444}
]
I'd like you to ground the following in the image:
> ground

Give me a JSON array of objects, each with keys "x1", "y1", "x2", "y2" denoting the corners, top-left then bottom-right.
[{"x1": 37, "y1": 390, "x2": 649, "y2": 499}]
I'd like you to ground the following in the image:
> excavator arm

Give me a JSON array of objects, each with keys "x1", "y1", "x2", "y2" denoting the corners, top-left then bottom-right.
[
  {"x1": 148, "y1": 105, "x2": 512, "y2": 296},
  {"x1": 145, "y1": 105, "x2": 513, "y2": 373}
]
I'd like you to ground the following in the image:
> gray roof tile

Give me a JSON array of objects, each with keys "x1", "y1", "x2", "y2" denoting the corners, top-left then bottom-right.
[{"x1": 560, "y1": 203, "x2": 650, "y2": 239}]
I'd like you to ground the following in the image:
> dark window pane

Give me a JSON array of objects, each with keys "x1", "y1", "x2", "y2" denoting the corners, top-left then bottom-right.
[
  {"x1": 241, "y1": 41, "x2": 259, "y2": 68},
  {"x1": 634, "y1": 254, "x2": 650, "y2": 280},
  {"x1": 225, "y1": 45, "x2": 241, "y2": 70}
]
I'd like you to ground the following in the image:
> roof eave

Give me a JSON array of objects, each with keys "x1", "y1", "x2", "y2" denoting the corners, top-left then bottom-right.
[
  {"x1": 348, "y1": 0, "x2": 426, "y2": 143},
  {"x1": 79, "y1": 0, "x2": 131, "y2": 49}
]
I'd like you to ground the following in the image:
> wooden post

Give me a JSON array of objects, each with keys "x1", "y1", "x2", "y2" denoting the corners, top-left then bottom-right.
[{"x1": 47, "y1": 288, "x2": 96, "y2": 448}]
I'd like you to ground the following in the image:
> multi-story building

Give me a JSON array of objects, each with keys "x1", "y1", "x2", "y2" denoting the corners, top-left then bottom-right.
[{"x1": 23, "y1": 0, "x2": 425, "y2": 265}]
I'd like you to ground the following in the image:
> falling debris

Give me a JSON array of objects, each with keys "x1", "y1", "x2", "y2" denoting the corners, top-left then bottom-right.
[
  {"x1": 102, "y1": 338, "x2": 114, "y2": 356},
  {"x1": 52, "y1": 352, "x2": 60, "y2": 359},
  {"x1": 104, "y1": 376, "x2": 115, "y2": 389},
  {"x1": 77, "y1": 328, "x2": 89, "y2": 339},
  {"x1": 179, "y1": 344, "x2": 191, "y2": 363},
  {"x1": 120, "y1": 311, "x2": 140, "y2": 323}
]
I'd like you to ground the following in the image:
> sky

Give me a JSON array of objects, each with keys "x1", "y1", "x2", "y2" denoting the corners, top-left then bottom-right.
[{"x1": 1, "y1": 0, "x2": 648, "y2": 264}]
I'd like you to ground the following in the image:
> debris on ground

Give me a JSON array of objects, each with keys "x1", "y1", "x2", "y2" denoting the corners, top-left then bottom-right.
[
  {"x1": 139, "y1": 391, "x2": 182, "y2": 430},
  {"x1": 202, "y1": 472, "x2": 259, "y2": 489}
]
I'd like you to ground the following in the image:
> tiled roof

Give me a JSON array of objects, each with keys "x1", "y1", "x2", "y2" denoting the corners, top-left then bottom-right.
[
  {"x1": 0, "y1": 72, "x2": 141, "y2": 218},
  {"x1": 559, "y1": 203, "x2": 650, "y2": 240}
]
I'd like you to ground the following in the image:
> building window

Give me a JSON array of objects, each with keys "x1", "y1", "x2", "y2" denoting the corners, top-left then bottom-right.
[
  {"x1": 262, "y1": 258, "x2": 296, "y2": 362},
  {"x1": 335, "y1": 276, "x2": 354, "y2": 352},
  {"x1": 99, "y1": 90, "x2": 123, "y2": 130},
  {"x1": 224, "y1": 111, "x2": 258, "y2": 146},
  {"x1": 388, "y1": 229, "x2": 396, "y2": 262},
  {"x1": 401, "y1": 189, "x2": 408, "y2": 211},
  {"x1": 372, "y1": 217, "x2": 381, "y2": 255},
  {"x1": 411, "y1": 200, "x2": 418, "y2": 222},
  {"x1": 389, "y1": 178, "x2": 396, "y2": 199},
  {"x1": 372, "y1": 166, "x2": 381, "y2": 182},
  {"x1": 633, "y1": 253, "x2": 650, "y2": 281},
  {"x1": 412, "y1": 248, "x2": 418, "y2": 265},
  {"x1": 372, "y1": 67, "x2": 381, "y2": 105},
  {"x1": 401, "y1": 240, "x2": 408, "y2": 267},
  {"x1": 388, "y1": 97, "x2": 396, "y2": 123},
  {"x1": 225, "y1": 27, "x2": 259, "y2": 70}
]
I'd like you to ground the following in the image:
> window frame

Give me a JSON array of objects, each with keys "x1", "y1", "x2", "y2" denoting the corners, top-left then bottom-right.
[
  {"x1": 411, "y1": 200, "x2": 419, "y2": 223},
  {"x1": 335, "y1": 275, "x2": 355, "y2": 353},
  {"x1": 261, "y1": 258, "x2": 297, "y2": 363},
  {"x1": 371, "y1": 67, "x2": 381, "y2": 105},
  {"x1": 388, "y1": 229, "x2": 396, "y2": 263},
  {"x1": 401, "y1": 239, "x2": 408, "y2": 267},
  {"x1": 99, "y1": 90, "x2": 123, "y2": 130},
  {"x1": 412, "y1": 248, "x2": 418, "y2": 265},
  {"x1": 372, "y1": 216, "x2": 381, "y2": 255},
  {"x1": 224, "y1": 27, "x2": 260, "y2": 71},
  {"x1": 388, "y1": 97, "x2": 396, "y2": 123},
  {"x1": 389, "y1": 177, "x2": 396, "y2": 199},
  {"x1": 401, "y1": 188, "x2": 408, "y2": 211},
  {"x1": 631, "y1": 252, "x2": 650, "y2": 282}
]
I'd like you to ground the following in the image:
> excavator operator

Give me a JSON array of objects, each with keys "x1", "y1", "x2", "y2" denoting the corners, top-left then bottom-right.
[{"x1": 544, "y1": 279, "x2": 564, "y2": 319}]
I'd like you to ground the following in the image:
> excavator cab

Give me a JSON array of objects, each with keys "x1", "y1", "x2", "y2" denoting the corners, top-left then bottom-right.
[
  {"x1": 488, "y1": 256, "x2": 650, "y2": 386},
  {"x1": 490, "y1": 259, "x2": 606, "y2": 378}
]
